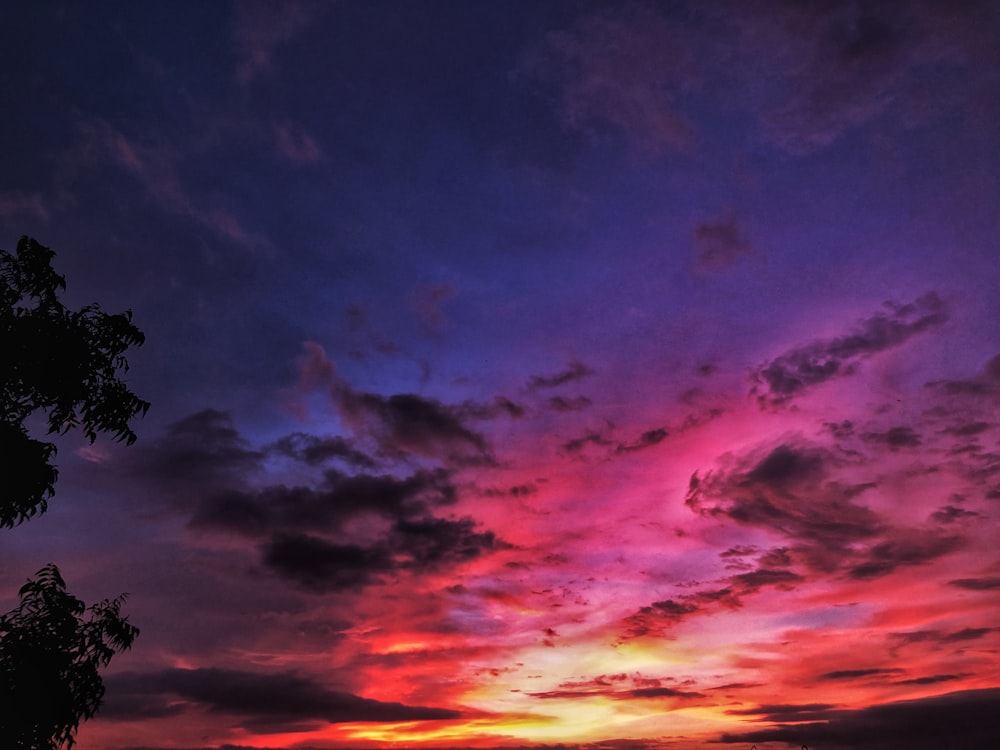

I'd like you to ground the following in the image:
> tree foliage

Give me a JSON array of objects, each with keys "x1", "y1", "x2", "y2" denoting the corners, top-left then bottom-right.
[
  {"x1": 1, "y1": 237, "x2": 146, "y2": 747},
  {"x1": 1, "y1": 236, "x2": 150, "y2": 527},
  {"x1": 0, "y1": 564, "x2": 139, "y2": 749}
]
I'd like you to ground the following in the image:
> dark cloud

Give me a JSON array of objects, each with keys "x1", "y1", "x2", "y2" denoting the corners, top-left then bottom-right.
[
  {"x1": 620, "y1": 563, "x2": 801, "y2": 641},
  {"x1": 720, "y1": 545, "x2": 758, "y2": 559},
  {"x1": 942, "y1": 626, "x2": 1000, "y2": 643},
  {"x1": 561, "y1": 424, "x2": 670, "y2": 458},
  {"x1": 930, "y1": 504, "x2": 981, "y2": 523},
  {"x1": 459, "y1": 395, "x2": 527, "y2": 420},
  {"x1": 948, "y1": 576, "x2": 1000, "y2": 591},
  {"x1": 189, "y1": 488, "x2": 276, "y2": 537},
  {"x1": 102, "y1": 667, "x2": 461, "y2": 730},
  {"x1": 290, "y1": 346, "x2": 498, "y2": 465},
  {"x1": 291, "y1": 340, "x2": 339, "y2": 390},
  {"x1": 889, "y1": 626, "x2": 1000, "y2": 654},
  {"x1": 615, "y1": 427, "x2": 669, "y2": 454},
  {"x1": 528, "y1": 360, "x2": 593, "y2": 389},
  {"x1": 943, "y1": 420, "x2": 992, "y2": 436},
  {"x1": 894, "y1": 674, "x2": 964, "y2": 686},
  {"x1": 561, "y1": 430, "x2": 614, "y2": 455},
  {"x1": 709, "y1": 682, "x2": 765, "y2": 691},
  {"x1": 621, "y1": 599, "x2": 699, "y2": 639},
  {"x1": 887, "y1": 629, "x2": 943, "y2": 651},
  {"x1": 260, "y1": 514, "x2": 506, "y2": 593},
  {"x1": 187, "y1": 464, "x2": 506, "y2": 592},
  {"x1": 745, "y1": 443, "x2": 824, "y2": 485},
  {"x1": 728, "y1": 1, "x2": 1000, "y2": 153},
  {"x1": 190, "y1": 468, "x2": 456, "y2": 538},
  {"x1": 647, "y1": 599, "x2": 699, "y2": 618},
  {"x1": 547, "y1": 395, "x2": 592, "y2": 413},
  {"x1": 525, "y1": 689, "x2": 606, "y2": 700},
  {"x1": 948, "y1": 442, "x2": 986, "y2": 457},
  {"x1": 527, "y1": 673, "x2": 704, "y2": 702},
  {"x1": 136, "y1": 409, "x2": 263, "y2": 486},
  {"x1": 479, "y1": 483, "x2": 538, "y2": 499},
  {"x1": 861, "y1": 425, "x2": 922, "y2": 449},
  {"x1": 818, "y1": 668, "x2": 905, "y2": 681},
  {"x1": 686, "y1": 587, "x2": 742, "y2": 609},
  {"x1": 847, "y1": 531, "x2": 963, "y2": 580},
  {"x1": 751, "y1": 293, "x2": 948, "y2": 406},
  {"x1": 340, "y1": 305, "x2": 400, "y2": 359},
  {"x1": 269, "y1": 432, "x2": 377, "y2": 469},
  {"x1": 627, "y1": 686, "x2": 705, "y2": 700},
  {"x1": 391, "y1": 516, "x2": 506, "y2": 568},
  {"x1": 719, "y1": 688, "x2": 1000, "y2": 749},
  {"x1": 743, "y1": 2, "x2": 911, "y2": 152},
  {"x1": 263, "y1": 533, "x2": 391, "y2": 592},
  {"x1": 726, "y1": 702, "x2": 837, "y2": 723},
  {"x1": 726, "y1": 703, "x2": 836, "y2": 722},
  {"x1": 335, "y1": 388, "x2": 495, "y2": 465},
  {"x1": 730, "y1": 567, "x2": 804, "y2": 593},
  {"x1": 824, "y1": 420, "x2": 856, "y2": 439},
  {"x1": 687, "y1": 444, "x2": 883, "y2": 564},
  {"x1": 524, "y1": 0, "x2": 1000, "y2": 158},
  {"x1": 693, "y1": 214, "x2": 752, "y2": 273},
  {"x1": 687, "y1": 441, "x2": 967, "y2": 582},
  {"x1": 927, "y1": 352, "x2": 1000, "y2": 399},
  {"x1": 759, "y1": 547, "x2": 793, "y2": 568}
]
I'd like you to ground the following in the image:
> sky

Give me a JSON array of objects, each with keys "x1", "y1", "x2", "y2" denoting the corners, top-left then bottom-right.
[{"x1": 1, "y1": 1, "x2": 999, "y2": 748}]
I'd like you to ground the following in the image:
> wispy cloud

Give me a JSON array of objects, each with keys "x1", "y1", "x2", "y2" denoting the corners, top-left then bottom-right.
[
  {"x1": 73, "y1": 117, "x2": 270, "y2": 250},
  {"x1": 528, "y1": 360, "x2": 594, "y2": 390},
  {"x1": 286, "y1": 341, "x2": 499, "y2": 465},
  {"x1": 520, "y1": 4, "x2": 699, "y2": 155},
  {"x1": 693, "y1": 213, "x2": 752, "y2": 273},
  {"x1": 927, "y1": 352, "x2": 1000, "y2": 399},
  {"x1": 726, "y1": 0, "x2": 1000, "y2": 153},
  {"x1": 232, "y1": 0, "x2": 323, "y2": 83},
  {"x1": 273, "y1": 122, "x2": 324, "y2": 164},
  {"x1": 751, "y1": 293, "x2": 948, "y2": 407},
  {"x1": 0, "y1": 190, "x2": 48, "y2": 220}
]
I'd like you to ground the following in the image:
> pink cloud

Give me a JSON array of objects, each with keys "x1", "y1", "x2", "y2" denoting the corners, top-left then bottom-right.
[
  {"x1": 0, "y1": 190, "x2": 48, "y2": 220},
  {"x1": 73, "y1": 117, "x2": 269, "y2": 250},
  {"x1": 274, "y1": 123, "x2": 324, "y2": 164},
  {"x1": 232, "y1": 0, "x2": 323, "y2": 83}
]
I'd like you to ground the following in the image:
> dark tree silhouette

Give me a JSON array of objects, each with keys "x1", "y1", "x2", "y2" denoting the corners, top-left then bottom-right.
[
  {"x1": 0, "y1": 565, "x2": 139, "y2": 749},
  {"x1": 1, "y1": 237, "x2": 147, "y2": 747},
  {"x1": 1, "y1": 236, "x2": 149, "y2": 527}
]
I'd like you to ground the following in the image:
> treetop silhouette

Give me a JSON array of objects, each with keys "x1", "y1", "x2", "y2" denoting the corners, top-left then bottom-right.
[
  {"x1": 0, "y1": 564, "x2": 139, "y2": 749},
  {"x1": 2, "y1": 236, "x2": 146, "y2": 748},
  {"x1": 1, "y1": 235, "x2": 150, "y2": 527}
]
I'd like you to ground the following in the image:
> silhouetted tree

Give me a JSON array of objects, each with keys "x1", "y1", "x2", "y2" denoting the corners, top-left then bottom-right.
[
  {"x1": 1, "y1": 237, "x2": 147, "y2": 747},
  {"x1": 1, "y1": 236, "x2": 149, "y2": 526},
  {"x1": 0, "y1": 565, "x2": 139, "y2": 749}
]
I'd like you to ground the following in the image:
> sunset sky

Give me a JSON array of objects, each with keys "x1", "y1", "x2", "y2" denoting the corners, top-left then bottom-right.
[{"x1": 1, "y1": 2, "x2": 999, "y2": 749}]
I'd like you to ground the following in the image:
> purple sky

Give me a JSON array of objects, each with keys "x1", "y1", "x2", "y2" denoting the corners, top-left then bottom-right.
[{"x1": 1, "y1": 2, "x2": 999, "y2": 749}]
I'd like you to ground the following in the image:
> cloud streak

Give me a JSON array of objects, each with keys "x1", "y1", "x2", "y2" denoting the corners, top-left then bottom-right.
[
  {"x1": 720, "y1": 688, "x2": 1000, "y2": 749},
  {"x1": 752, "y1": 293, "x2": 948, "y2": 406},
  {"x1": 521, "y1": 4, "x2": 698, "y2": 154},
  {"x1": 102, "y1": 667, "x2": 461, "y2": 730}
]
